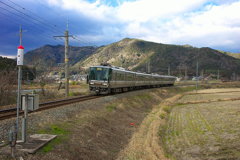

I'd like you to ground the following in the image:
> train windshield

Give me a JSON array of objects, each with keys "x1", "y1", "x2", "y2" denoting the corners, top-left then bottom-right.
[{"x1": 89, "y1": 67, "x2": 109, "y2": 81}]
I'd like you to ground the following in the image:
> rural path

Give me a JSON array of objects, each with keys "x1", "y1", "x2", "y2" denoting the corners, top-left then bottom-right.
[{"x1": 117, "y1": 93, "x2": 183, "y2": 160}]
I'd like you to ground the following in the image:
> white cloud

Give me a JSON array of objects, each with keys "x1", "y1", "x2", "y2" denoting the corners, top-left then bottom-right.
[
  {"x1": 165, "y1": 1, "x2": 240, "y2": 48},
  {"x1": 45, "y1": 0, "x2": 115, "y2": 21},
  {"x1": 120, "y1": 0, "x2": 240, "y2": 51},
  {"x1": 117, "y1": 0, "x2": 208, "y2": 22},
  {"x1": 0, "y1": 54, "x2": 16, "y2": 59},
  {"x1": 44, "y1": 0, "x2": 240, "y2": 52}
]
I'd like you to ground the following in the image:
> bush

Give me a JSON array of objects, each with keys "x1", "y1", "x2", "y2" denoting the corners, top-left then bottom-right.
[
  {"x1": 160, "y1": 112, "x2": 166, "y2": 119},
  {"x1": 162, "y1": 105, "x2": 172, "y2": 114},
  {"x1": 0, "y1": 71, "x2": 17, "y2": 106},
  {"x1": 105, "y1": 104, "x2": 117, "y2": 112},
  {"x1": 70, "y1": 81, "x2": 79, "y2": 85}
]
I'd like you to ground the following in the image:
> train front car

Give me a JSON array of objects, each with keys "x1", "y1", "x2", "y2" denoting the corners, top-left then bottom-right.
[{"x1": 88, "y1": 66, "x2": 111, "y2": 94}]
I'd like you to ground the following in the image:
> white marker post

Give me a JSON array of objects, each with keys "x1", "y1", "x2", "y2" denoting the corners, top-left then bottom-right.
[
  {"x1": 17, "y1": 45, "x2": 24, "y2": 66},
  {"x1": 16, "y1": 45, "x2": 24, "y2": 142}
]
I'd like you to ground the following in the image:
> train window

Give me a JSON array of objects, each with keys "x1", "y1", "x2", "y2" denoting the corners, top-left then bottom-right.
[
  {"x1": 125, "y1": 74, "x2": 128, "y2": 81},
  {"x1": 118, "y1": 73, "x2": 121, "y2": 80},
  {"x1": 121, "y1": 73, "x2": 124, "y2": 81},
  {"x1": 122, "y1": 73, "x2": 125, "y2": 81},
  {"x1": 116, "y1": 73, "x2": 119, "y2": 80},
  {"x1": 111, "y1": 72, "x2": 114, "y2": 80},
  {"x1": 118, "y1": 73, "x2": 122, "y2": 81},
  {"x1": 108, "y1": 69, "x2": 112, "y2": 80},
  {"x1": 89, "y1": 67, "x2": 109, "y2": 81},
  {"x1": 114, "y1": 72, "x2": 117, "y2": 81}
]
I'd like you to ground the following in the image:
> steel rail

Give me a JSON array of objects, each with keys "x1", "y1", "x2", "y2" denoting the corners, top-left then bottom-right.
[{"x1": 0, "y1": 95, "x2": 100, "y2": 121}]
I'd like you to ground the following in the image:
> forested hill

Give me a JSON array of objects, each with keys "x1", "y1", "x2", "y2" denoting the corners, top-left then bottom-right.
[
  {"x1": 24, "y1": 45, "x2": 98, "y2": 73},
  {"x1": 74, "y1": 38, "x2": 240, "y2": 78},
  {"x1": 0, "y1": 56, "x2": 16, "y2": 71}
]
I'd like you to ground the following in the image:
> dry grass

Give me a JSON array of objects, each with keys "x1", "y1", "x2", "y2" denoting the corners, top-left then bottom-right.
[
  {"x1": 162, "y1": 88, "x2": 240, "y2": 160},
  {"x1": 14, "y1": 89, "x2": 168, "y2": 160},
  {"x1": 117, "y1": 94, "x2": 183, "y2": 160},
  {"x1": 188, "y1": 88, "x2": 240, "y2": 94},
  {"x1": 0, "y1": 82, "x2": 89, "y2": 108},
  {"x1": 0, "y1": 71, "x2": 17, "y2": 106},
  {"x1": 177, "y1": 92, "x2": 240, "y2": 104}
]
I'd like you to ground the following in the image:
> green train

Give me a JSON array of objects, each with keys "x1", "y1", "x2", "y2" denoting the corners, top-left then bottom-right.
[{"x1": 87, "y1": 65, "x2": 176, "y2": 94}]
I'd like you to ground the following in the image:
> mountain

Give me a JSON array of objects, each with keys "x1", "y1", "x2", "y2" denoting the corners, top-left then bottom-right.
[
  {"x1": 73, "y1": 38, "x2": 240, "y2": 78},
  {"x1": 24, "y1": 45, "x2": 97, "y2": 73},
  {"x1": 220, "y1": 51, "x2": 240, "y2": 59},
  {"x1": 0, "y1": 57, "x2": 36, "y2": 80},
  {"x1": 0, "y1": 56, "x2": 16, "y2": 71}
]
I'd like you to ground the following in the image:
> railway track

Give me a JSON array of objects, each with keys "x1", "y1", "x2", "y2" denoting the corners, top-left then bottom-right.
[
  {"x1": 0, "y1": 82, "x2": 222, "y2": 121},
  {"x1": 0, "y1": 95, "x2": 100, "y2": 121}
]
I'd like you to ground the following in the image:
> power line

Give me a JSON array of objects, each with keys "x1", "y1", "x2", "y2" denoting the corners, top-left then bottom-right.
[
  {"x1": 0, "y1": 10, "x2": 61, "y2": 44},
  {"x1": 6, "y1": 0, "x2": 65, "y2": 32},
  {"x1": 0, "y1": 1, "x2": 63, "y2": 35},
  {"x1": 0, "y1": 0, "x2": 95, "y2": 47},
  {"x1": 0, "y1": 3, "x2": 64, "y2": 44},
  {"x1": 2, "y1": 0, "x2": 64, "y2": 33}
]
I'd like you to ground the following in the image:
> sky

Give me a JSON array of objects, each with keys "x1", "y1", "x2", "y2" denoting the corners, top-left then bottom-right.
[{"x1": 0, "y1": 0, "x2": 240, "y2": 58}]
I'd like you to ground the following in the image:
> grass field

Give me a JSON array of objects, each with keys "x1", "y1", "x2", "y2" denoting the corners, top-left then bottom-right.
[{"x1": 162, "y1": 88, "x2": 240, "y2": 160}]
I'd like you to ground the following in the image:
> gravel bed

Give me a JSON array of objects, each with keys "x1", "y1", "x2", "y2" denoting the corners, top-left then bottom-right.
[{"x1": 0, "y1": 89, "x2": 151, "y2": 145}]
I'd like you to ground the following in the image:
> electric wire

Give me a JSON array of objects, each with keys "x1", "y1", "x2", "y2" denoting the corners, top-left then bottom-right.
[
  {"x1": 0, "y1": 1, "x2": 63, "y2": 36},
  {"x1": 2, "y1": 0, "x2": 85, "y2": 44},
  {"x1": 6, "y1": 0, "x2": 65, "y2": 33},
  {"x1": 0, "y1": 0, "x2": 95, "y2": 48},
  {"x1": 0, "y1": 9, "x2": 61, "y2": 44},
  {"x1": 0, "y1": 3, "x2": 63, "y2": 43}
]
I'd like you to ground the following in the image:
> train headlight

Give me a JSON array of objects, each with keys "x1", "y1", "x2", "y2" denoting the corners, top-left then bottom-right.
[{"x1": 102, "y1": 82, "x2": 108, "y2": 86}]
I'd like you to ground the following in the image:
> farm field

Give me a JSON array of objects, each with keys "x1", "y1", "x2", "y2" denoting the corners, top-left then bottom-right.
[
  {"x1": 163, "y1": 88, "x2": 240, "y2": 160},
  {"x1": 178, "y1": 88, "x2": 240, "y2": 103}
]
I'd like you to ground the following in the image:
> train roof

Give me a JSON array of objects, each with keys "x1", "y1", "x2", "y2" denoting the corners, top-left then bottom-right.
[
  {"x1": 90, "y1": 65, "x2": 130, "y2": 72},
  {"x1": 90, "y1": 65, "x2": 176, "y2": 79}
]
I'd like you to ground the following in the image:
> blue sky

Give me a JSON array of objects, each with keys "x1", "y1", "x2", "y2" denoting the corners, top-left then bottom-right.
[{"x1": 0, "y1": 0, "x2": 240, "y2": 58}]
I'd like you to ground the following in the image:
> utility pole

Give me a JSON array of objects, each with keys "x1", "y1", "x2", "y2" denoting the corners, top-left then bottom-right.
[
  {"x1": 217, "y1": 69, "x2": 220, "y2": 80},
  {"x1": 54, "y1": 23, "x2": 74, "y2": 97},
  {"x1": 168, "y1": 65, "x2": 170, "y2": 76},
  {"x1": 201, "y1": 70, "x2": 204, "y2": 78},
  {"x1": 147, "y1": 60, "x2": 150, "y2": 74},
  {"x1": 196, "y1": 60, "x2": 199, "y2": 91},
  {"x1": 184, "y1": 66, "x2": 187, "y2": 80},
  {"x1": 16, "y1": 25, "x2": 24, "y2": 137},
  {"x1": 120, "y1": 55, "x2": 124, "y2": 67}
]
